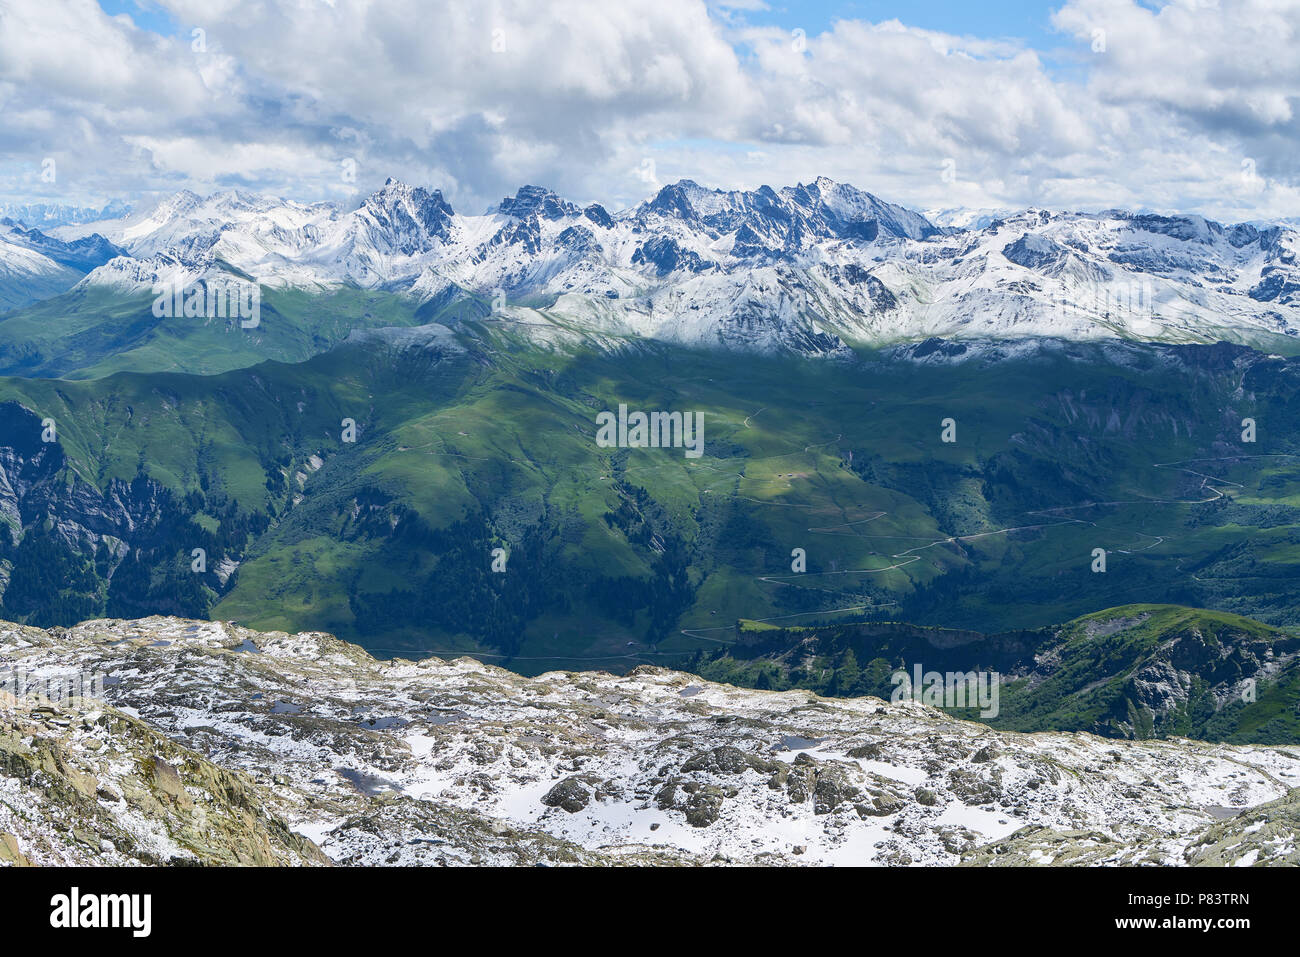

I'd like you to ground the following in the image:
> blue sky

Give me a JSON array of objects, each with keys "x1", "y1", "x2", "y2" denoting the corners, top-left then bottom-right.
[
  {"x1": 102, "y1": 1, "x2": 1076, "y2": 63},
  {"x1": 101, "y1": 0, "x2": 1073, "y2": 50},
  {"x1": 723, "y1": 0, "x2": 1065, "y2": 47},
  {"x1": 97, "y1": 0, "x2": 177, "y2": 34},
  {"x1": 3, "y1": 0, "x2": 1298, "y2": 222}
]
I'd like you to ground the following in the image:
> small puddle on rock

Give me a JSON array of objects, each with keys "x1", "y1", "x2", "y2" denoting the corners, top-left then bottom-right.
[
  {"x1": 231, "y1": 639, "x2": 261, "y2": 654},
  {"x1": 358, "y1": 716, "x2": 408, "y2": 731},
  {"x1": 679, "y1": 685, "x2": 704, "y2": 698},
  {"x1": 779, "y1": 735, "x2": 824, "y2": 751},
  {"x1": 338, "y1": 767, "x2": 401, "y2": 796},
  {"x1": 270, "y1": 700, "x2": 301, "y2": 714}
]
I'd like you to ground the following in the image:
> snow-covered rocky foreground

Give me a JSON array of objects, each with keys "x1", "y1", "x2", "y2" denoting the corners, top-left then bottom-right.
[{"x1": 2, "y1": 617, "x2": 1299, "y2": 867}]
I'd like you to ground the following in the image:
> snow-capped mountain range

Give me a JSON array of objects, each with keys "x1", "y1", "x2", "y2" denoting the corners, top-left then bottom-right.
[
  {"x1": 14, "y1": 176, "x2": 1300, "y2": 355},
  {"x1": 0, "y1": 218, "x2": 126, "y2": 312},
  {"x1": 0, "y1": 199, "x2": 130, "y2": 230}
]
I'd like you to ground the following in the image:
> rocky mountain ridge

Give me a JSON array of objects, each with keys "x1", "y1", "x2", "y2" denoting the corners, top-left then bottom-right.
[
  {"x1": 36, "y1": 177, "x2": 1300, "y2": 357},
  {"x1": 0, "y1": 218, "x2": 124, "y2": 313}
]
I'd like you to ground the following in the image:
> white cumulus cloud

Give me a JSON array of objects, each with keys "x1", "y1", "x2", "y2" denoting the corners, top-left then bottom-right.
[{"x1": 0, "y1": 0, "x2": 1298, "y2": 222}]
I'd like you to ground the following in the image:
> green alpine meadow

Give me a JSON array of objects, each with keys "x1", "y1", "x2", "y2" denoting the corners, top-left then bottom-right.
[{"x1": 2, "y1": 288, "x2": 1299, "y2": 748}]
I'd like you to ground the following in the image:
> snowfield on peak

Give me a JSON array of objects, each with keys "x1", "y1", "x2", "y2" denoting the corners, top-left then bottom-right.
[
  {"x1": 3, "y1": 616, "x2": 1299, "y2": 867},
  {"x1": 40, "y1": 178, "x2": 1300, "y2": 357},
  {"x1": 0, "y1": 218, "x2": 124, "y2": 312},
  {"x1": 0, "y1": 236, "x2": 79, "y2": 313}
]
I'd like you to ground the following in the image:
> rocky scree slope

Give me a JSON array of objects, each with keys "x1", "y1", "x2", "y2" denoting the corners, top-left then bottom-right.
[{"x1": 2, "y1": 616, "x2": 1299, "y2": 866}]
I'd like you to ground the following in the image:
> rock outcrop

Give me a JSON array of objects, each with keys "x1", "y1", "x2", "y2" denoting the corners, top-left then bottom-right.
[{"x1": 2, "y1": 615, "x2": 1299, "y2": 866}]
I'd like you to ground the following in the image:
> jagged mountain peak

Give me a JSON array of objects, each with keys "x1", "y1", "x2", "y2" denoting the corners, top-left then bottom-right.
[
  {"x1": 349, "y1": 180, "x2": 456, "y2": 259},
  {"x1": 638, "y1": 176, "x2": 937, "y2": 245},
  {"x1": 643, "y1": 179, "x2": 784, "y2": 218},
  {"x1": 207, "y1": 187, "x2": 279, "y2": 212},
  {"x1": 151, "y1": 188, "x2": 205, "y2": 218},
  {"x1": 494, "y1": 184, "x2": 580, "y2": 221},
  {"x1": 362, "y1": 179, "x2": 453, "y2": 219},
  {"x1": 21, "y1": 174, "x2": 1300, "y2": 359}
]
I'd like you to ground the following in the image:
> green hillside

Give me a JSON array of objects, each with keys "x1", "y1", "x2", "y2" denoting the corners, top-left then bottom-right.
[
  {"x1": 696, "y1": 604, "x2": 1300, "y2": 743},
  {"x1": 0, "y1": 282, "x2": 475, "y2": 378},
  {"x1": 1, "y1": 324, "x2": 1299, "y2": 681}
]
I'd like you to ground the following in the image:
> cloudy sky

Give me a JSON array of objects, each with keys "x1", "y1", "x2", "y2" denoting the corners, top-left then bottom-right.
[{"x1": 1, "y1": 0, "x2": 1298, "y2": 221}]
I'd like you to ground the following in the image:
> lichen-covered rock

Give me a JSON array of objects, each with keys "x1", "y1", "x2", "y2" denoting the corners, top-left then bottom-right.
[
  {"x1": 1184, "y1": 789, "x2": 1300, "y2": 866},
  {"x1": 811, "y1": 763, "x2": 860, "y2": 815},
  {"x1": 541, "y1": 777, "x2": 591, "y2": 813},
  {"x1": 682, "y1": 746, "x2": 749, "y2": 775},
  {"x1": 146, "y1": 757, "x2": 190, "y2": 806},
  {"x1": 847, "y1": 741, "x2": 884, "y2": 760},
  {"x1": 947, "y1": 769, "x2": 1001, "y2": 805},
  {"x1": 655, "y1": 777, "x2": 727, "y2": 827},
  {"x1": 0, "y1": 696, "x2": 327, "y2": 866},
  {"x1": 0, "y1": 832, "x2": 29, "y2": 866},
  {"x1": 875, "y1": 794, "x2": 910, "y2": 816},
  {"x1": 684, "y1": 786, "x2": 726, "y2": 828},
  {"x1": 961, "y1": 826, "x2": 1127, "y2": 866}
]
